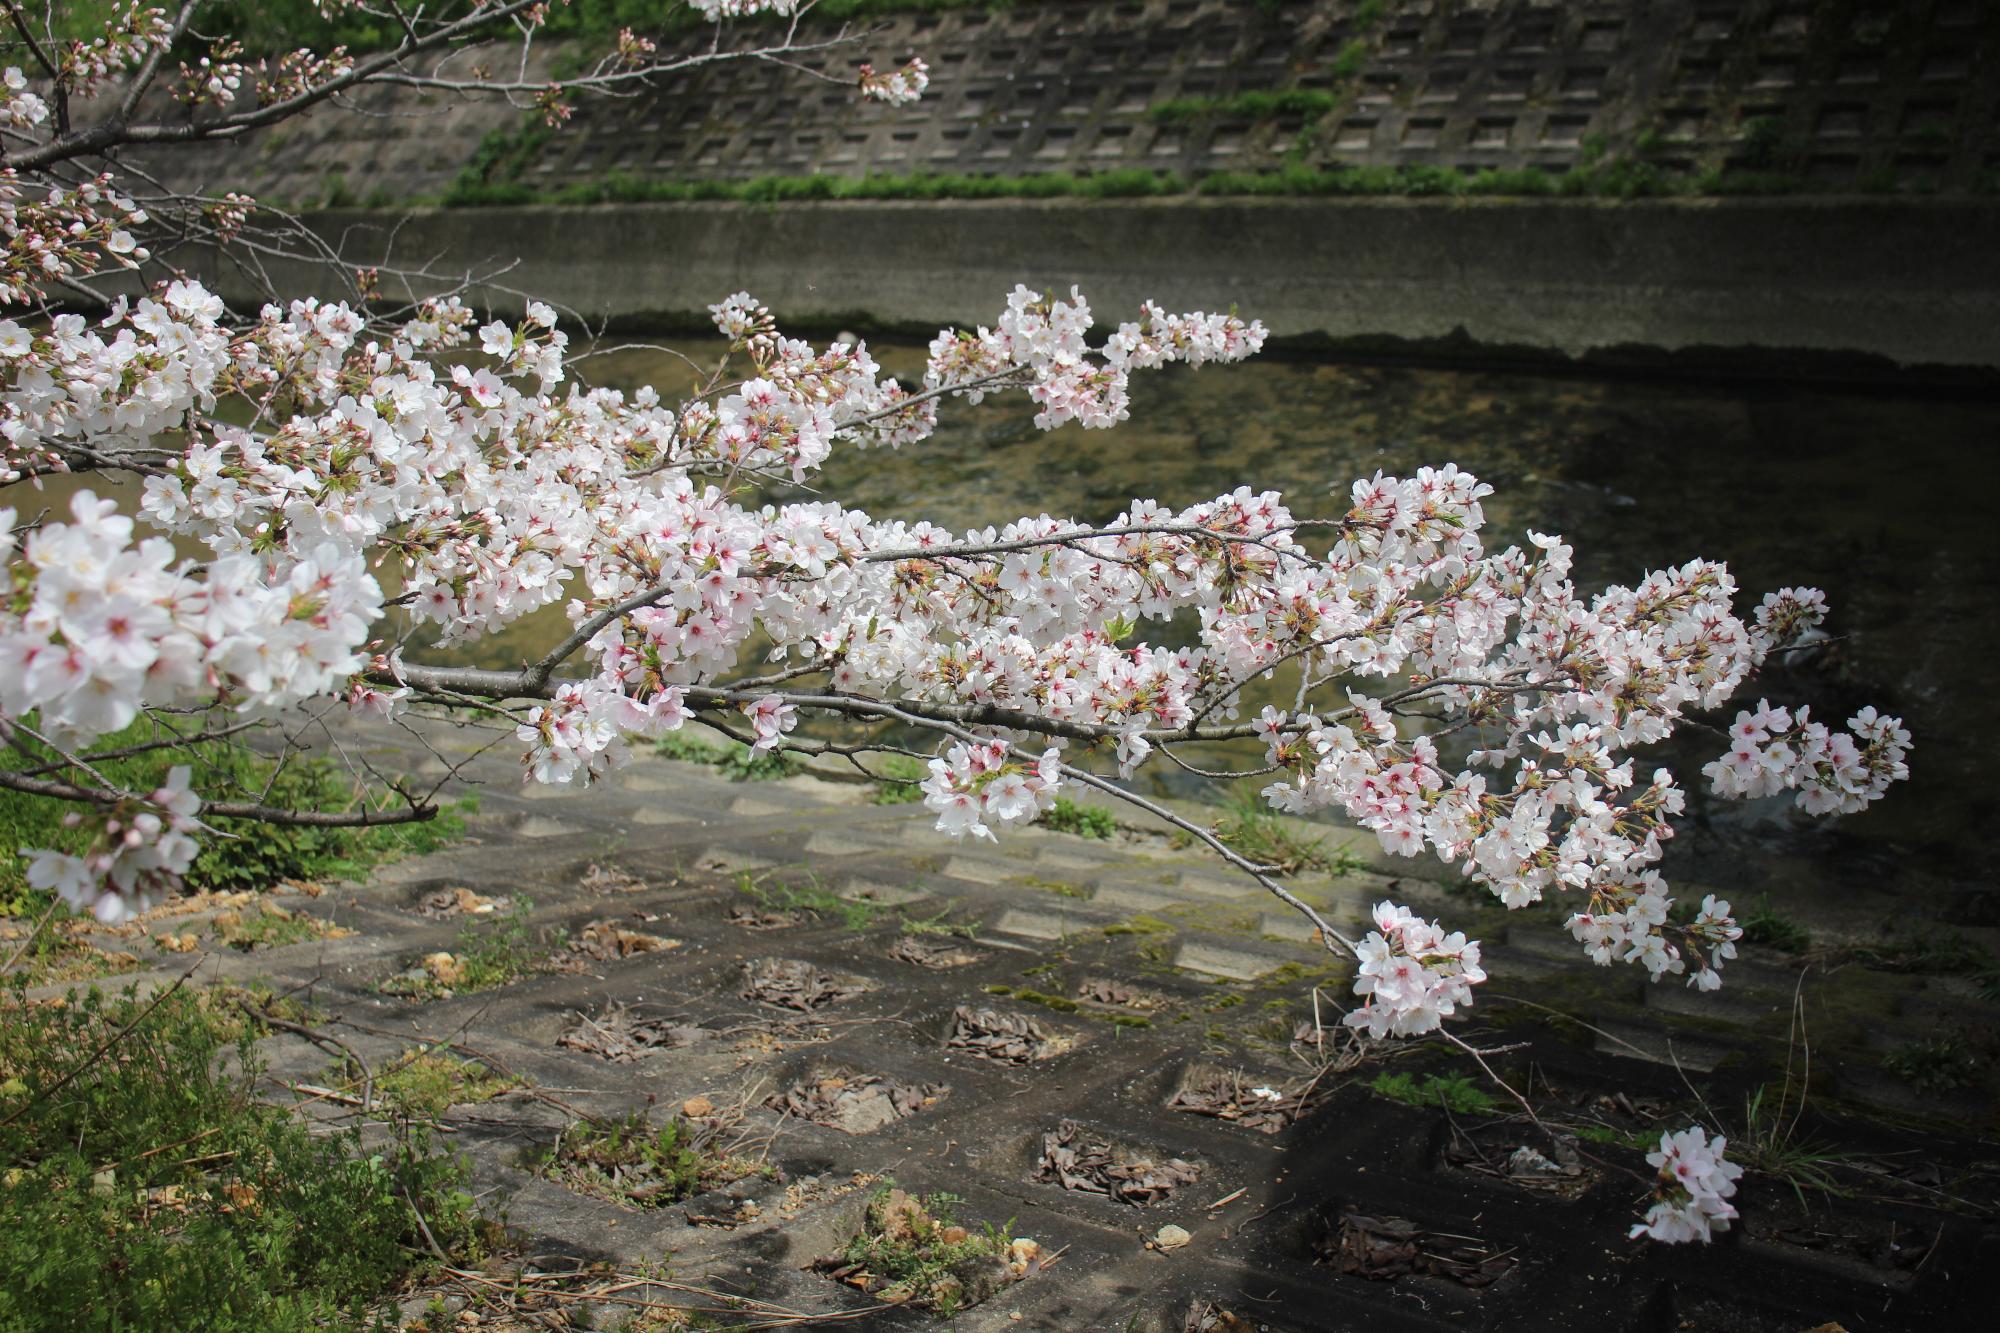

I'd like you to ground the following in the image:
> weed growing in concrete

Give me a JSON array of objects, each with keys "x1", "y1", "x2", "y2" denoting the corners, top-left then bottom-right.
[
  {"x1": 380, "y1": 895, "x2": 545, "y2": 998},
  {"x1": 1369, "y1": 1071, "x2": 1502, "y2": 1116},
  {"x1": 1148, "y1": 88, "x2": 1341, "y2": 127},
  {"x1": 738, "y1": 871, "x2": 879, "y2": 930},
  {"x1": 900, "y1": 909, "x2": 978, "y2": 939},
  {"x1": 867, "y1": 753, "x2": 929, "y2": 804},
  {"x1": 530, "y1": 1112, "x2": 762, "y2": 1208},
  {"x1": 1738, "y1": 899, "x2": 1812, "y2": 953},
  {"x1": 1210, "y1": 792, "x2": 1360, "y2": 876},
  {"x1": 819, "y1": 1186, "x2": 1033, "y2": 1316},
  {"x1": 1731, "y1": 1081, "x2": 1850, "y2": 1204},
  {"x1": 1882, "y1": 1035, "x2": 1980, "y2": 1094},
  {"x1": 210, "y1": 903, "x2": 344, "y2": 951},
  {"x1": 652, "y1": 730, "x2": 800, "y2": 781},
  {"x1": 452, "y1": 894, "x2": 544, "y2": 988},
  {"x1": 1041, "y1": 796, "x2": 1116, "y2": 839}
]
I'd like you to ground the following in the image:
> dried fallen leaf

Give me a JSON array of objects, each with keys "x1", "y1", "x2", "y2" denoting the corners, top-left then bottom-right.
[
  {"x1": 740, "y1": 958, "x2": 865, "y2": 1011},
  {"x1": 944, "y1": 1006, "x2": 1072, "y2": 1064},
  {"x1": 1036, "y1": 1120, "x2": 1201, "y2": 1205},
  {"x1": 768, "y1": 1070, "x2": 947, "y2": 1134}
]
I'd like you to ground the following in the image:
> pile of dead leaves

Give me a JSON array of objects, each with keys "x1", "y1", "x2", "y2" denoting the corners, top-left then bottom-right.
[
  {"x1": 739, "y1": 958, "x2": 866, "y2": 1011},
  {"x1": 1167, "y1": 1070, "x2": 1317, "y2": 1135},
  {"x1": 767, "y1": 1071, "x2": 948, "y2": 1135},
  {"x1": 414, "y1": 886, "x2": 498, "y2": 918},
  {"x1": 548, "y1": 916, "x2": 677, "y2": 971},
  {"x1": 557, "y1": 1002, "x2": 710, "y2": 1062},
  {"x1": 943, "y1": 1005, "x2": 1073, "y2": 1064},
  {"x1": 1035, "y1": 1120, "x2": 1201, "y2": 1204},
  {"x1": 1183, "y1": 1302, "x2": 1256, "y2": 1333},
  {"x1": 1316, "y1": 1211, "x2": 1516, "y2": 1288},
  {"x1": 888, "y1": 935, "x2": 982, "y2": 969},
  {"x1": 579, "y1": 863, "x2": 649, "y2": 894}
]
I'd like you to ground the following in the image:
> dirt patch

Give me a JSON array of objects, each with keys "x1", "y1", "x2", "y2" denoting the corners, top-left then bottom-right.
[
  {"x1": 767, "y1": 1069, "x2": 949, "y2": 1134},
  {"x1": 944, "y1": 1005, "x2": 1074, "y2": 1064},
  {"x1": 1036, "y1": 1120, "x2": 1201, "y2": 1204},
  {"x1": 1168, "y1": 1069, "x2": 1321, "y2": 1135},
  {"x1": 739, "y1": 958, "x2": 868, "y2": 1011},
  {"x1": 1314, "y1": 1211, "x2": 1516, "y2": 1288},
  {"x1": 890, "y1": 935, "x2": 983, "y2": 969},
  {"x1": 1442, "y1": 1124, "x2": 1594, "y2": 1198},
  {"x1": 557, "y1": 1002, "x2": 711, "y2": 1062},
  {"x1": 1743, "y1": 1195, "x2": 1937, "y2": 1287},
  {"x1": 547, "y1": 916, "x2": 678, "y2": 970}
]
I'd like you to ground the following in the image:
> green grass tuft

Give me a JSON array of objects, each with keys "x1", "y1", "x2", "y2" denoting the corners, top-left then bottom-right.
[{"x1": 1368, "y1": 1071, "x2": 1502, "y2": 1116}]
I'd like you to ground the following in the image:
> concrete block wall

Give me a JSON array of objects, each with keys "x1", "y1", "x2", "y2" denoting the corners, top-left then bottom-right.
[{"x1": 128, "y1": 1, "x2": 2000, "y2": 205}]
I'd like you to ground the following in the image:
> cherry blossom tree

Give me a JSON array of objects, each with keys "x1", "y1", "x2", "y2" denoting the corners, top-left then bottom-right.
[{"x1": 1, "y1": 2, "x2": 1912, "y2": 1245}]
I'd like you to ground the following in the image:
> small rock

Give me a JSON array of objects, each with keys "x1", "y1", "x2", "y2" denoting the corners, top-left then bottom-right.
[{"x1": 1154, "y1": 1224, "x2": 1192, "y2": 1250}]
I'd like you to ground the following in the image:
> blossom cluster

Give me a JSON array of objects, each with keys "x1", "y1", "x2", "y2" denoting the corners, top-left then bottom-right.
[
  {"x1": 0, "y1": 491, "x2": 381, "y2": 746},
  {"x1": 859, "y1": 58, "x2": 930, "y2": 107},
  {"x1": 1566, "y1": 876, "x2": 1743, "y2": 990},
  {"x1": 54, "y1": 3, "x2": 172, "y2": 96},
  {"x1": 1629, "y1": 1127, "x2": 1744, "y2": 1244},
  {"x1": 920, "y1": 738, "x2": 1064, "y2": 841},
  {"x1": 0, "y1": 171, "x2": 149, "y2": 311},
  {"x1": 691, "y1": 0, "x2": 799, "y2": 19},
  {"x1": 1344, "y1": 901, "x2": 1487, "y2": 1038},
  {"x1": 21, "y1": 766, "x2": 200, "y2": 924},
  {"x1": 1703, "y1": 699, "x2": 1912, "y2": 815},
  {"x1": 2, "y1": 67, "x2": 48, "y2": 129}
]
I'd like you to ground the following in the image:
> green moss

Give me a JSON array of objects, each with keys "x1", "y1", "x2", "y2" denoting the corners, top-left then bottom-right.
[
  {"x1": 1020, "y1": 876, "x2": 1090, "y2": 899},
  {"x1": 1103, "y1": 915, "x2": 1174, "y2": 937},
  {"x1": 371, "y1": 1051, "x2": 516, "y2": 1119},
  {"x1": 1010, "y1": 989, "x2": 1080, "y2": 1013}
]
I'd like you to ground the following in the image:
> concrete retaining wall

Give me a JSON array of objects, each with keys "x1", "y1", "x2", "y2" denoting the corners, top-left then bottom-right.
[{"x1": 192, "y1": 197, "x2": 2000, "y2": 375}]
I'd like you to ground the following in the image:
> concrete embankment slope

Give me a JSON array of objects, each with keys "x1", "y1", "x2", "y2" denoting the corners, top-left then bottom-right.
[{"x1": 205, "y1": 197, "x2": 2000, "y2": 376}]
